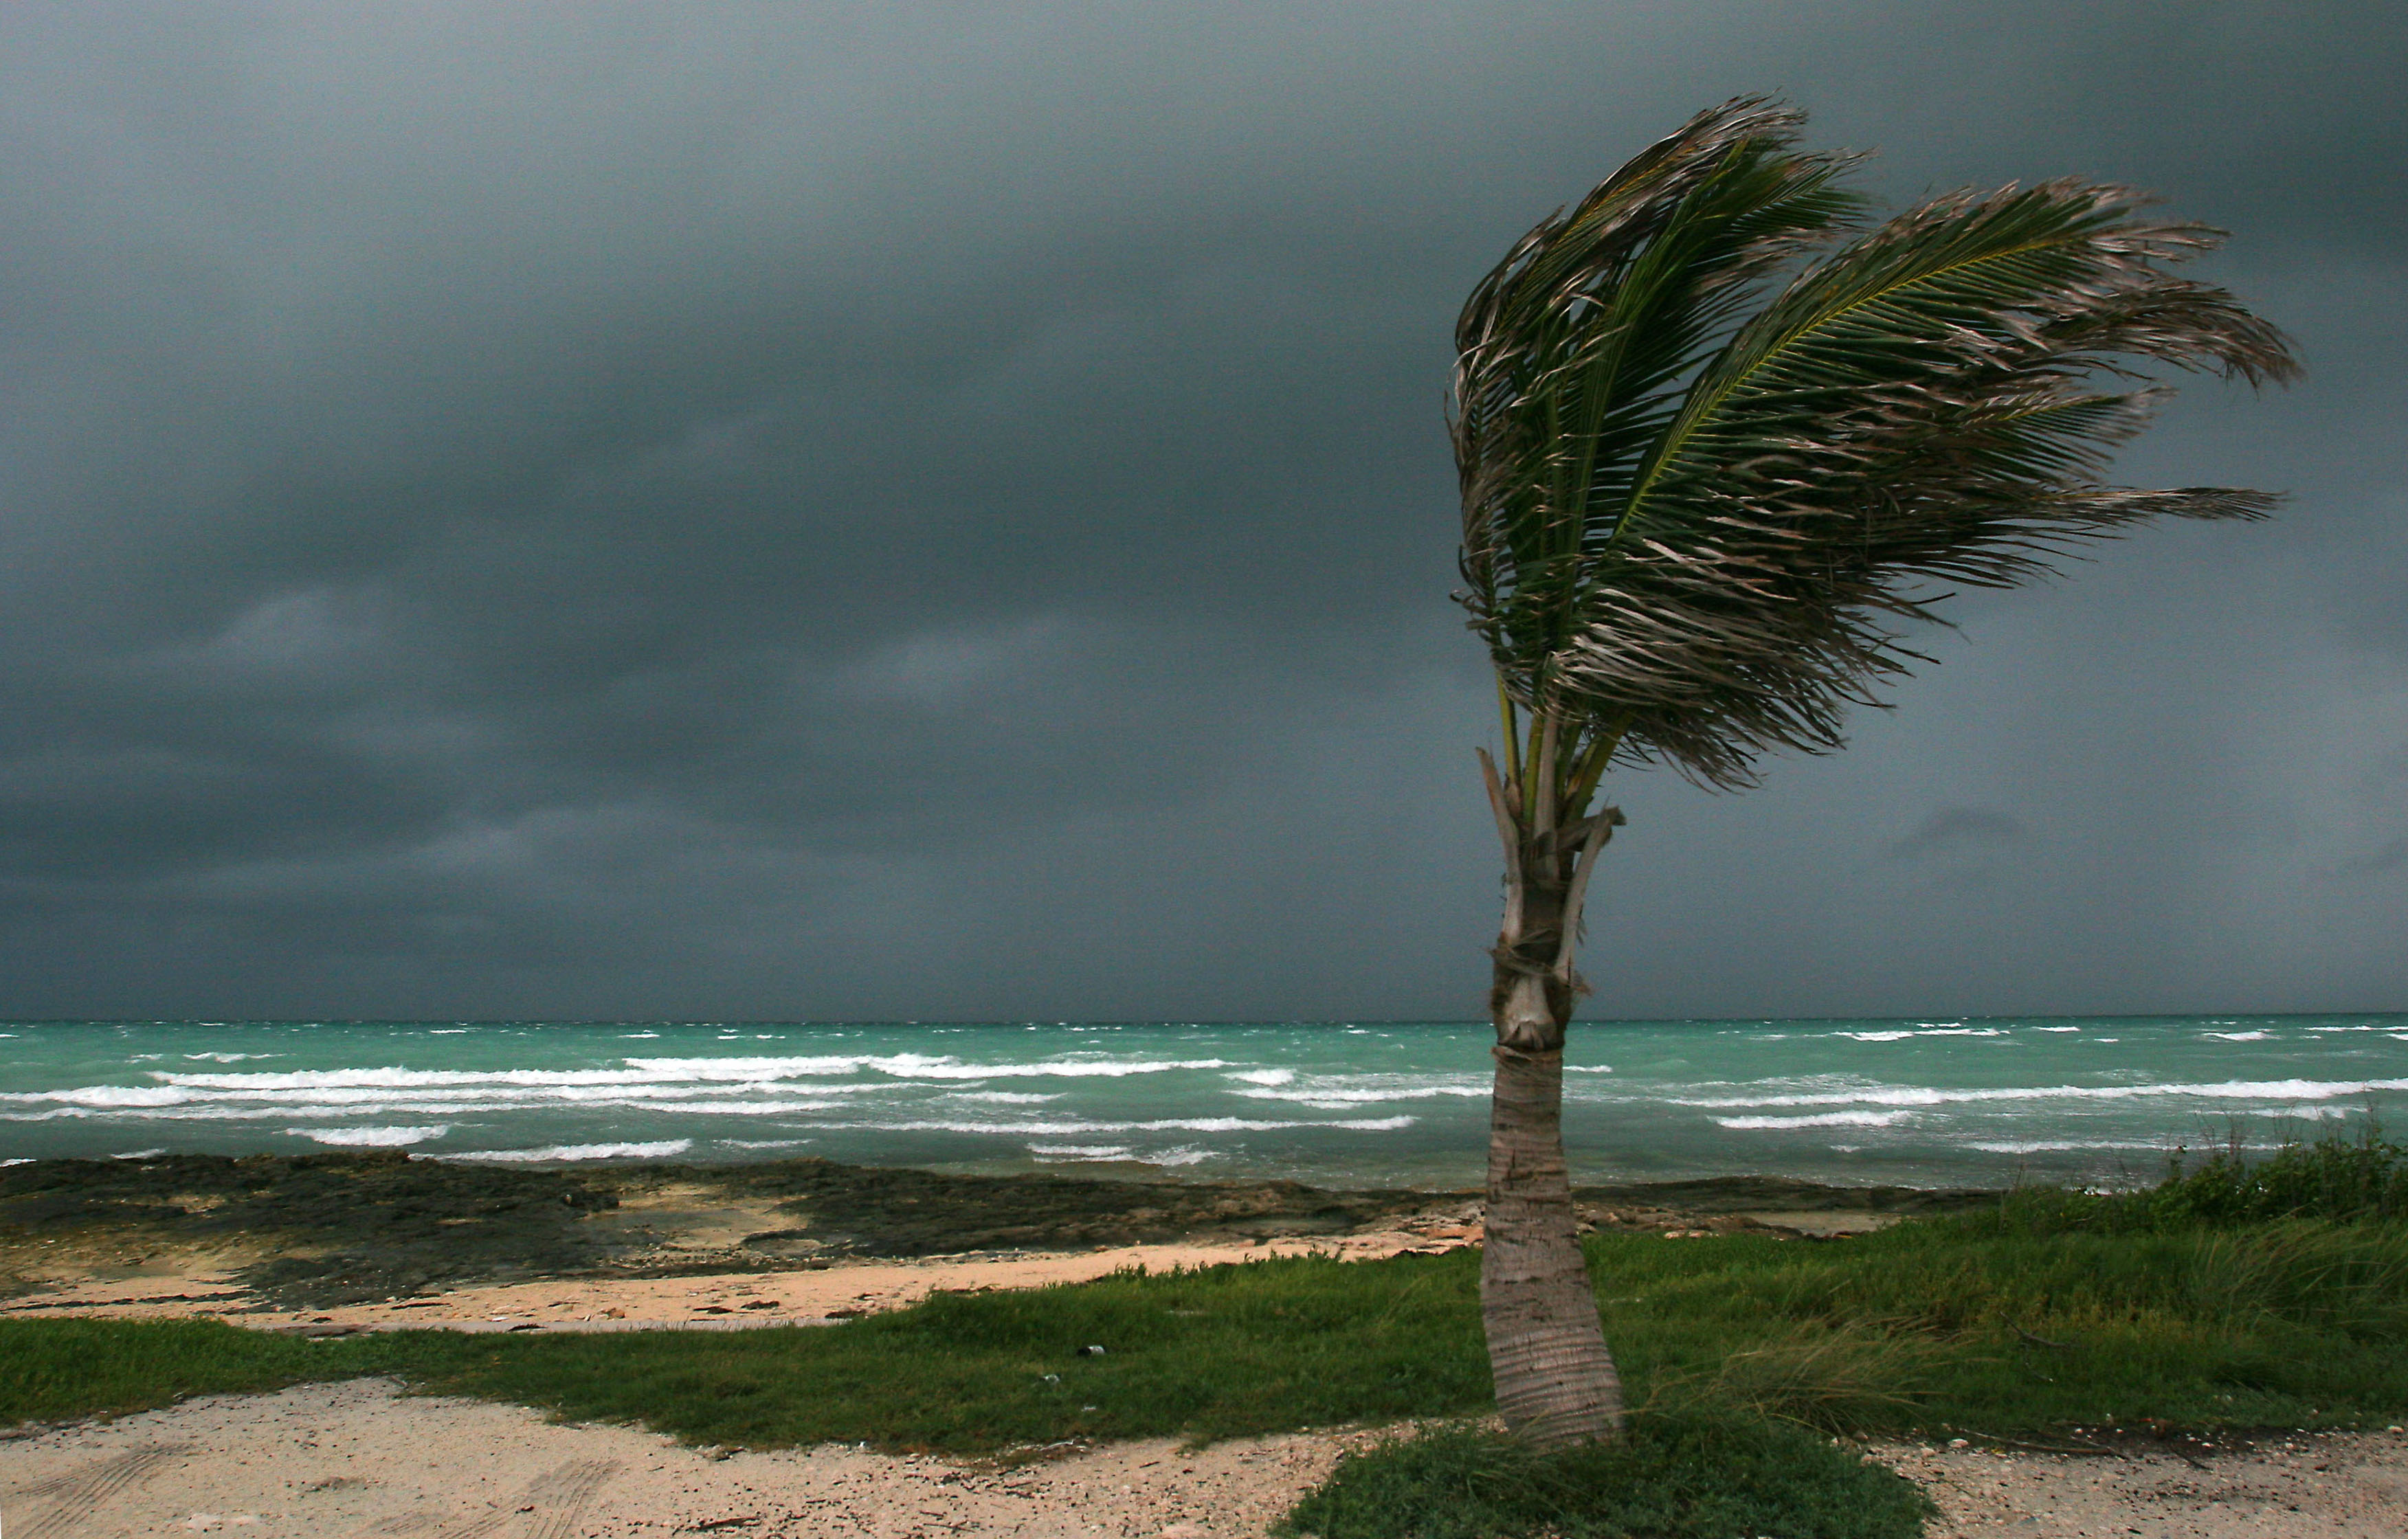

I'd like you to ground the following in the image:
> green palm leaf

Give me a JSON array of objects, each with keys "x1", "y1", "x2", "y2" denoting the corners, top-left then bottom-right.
[{"x1": 1456, "y1": 107, "x2": 2301, "y2": 794}]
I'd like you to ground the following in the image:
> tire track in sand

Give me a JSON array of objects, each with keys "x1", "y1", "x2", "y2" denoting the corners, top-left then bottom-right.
[{"x1": 7, "y1": 1444, "x2": 189, "y2": 1539}]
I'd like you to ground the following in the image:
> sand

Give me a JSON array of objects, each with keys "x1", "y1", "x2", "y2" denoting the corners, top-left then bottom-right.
[
  {"x1": 9, "y1": 1378, "x2": 2408, "y2": 1538},
  {"x1": 0, "y1": 1226, "x2": 1482, "y2": 1335},
  {"x1": 0, "y1": 1378, "x2": 1365, "y2": 1538},
  {"x1": 1884, "y1": 1432, "x2": 2408, "y2": 1537}
]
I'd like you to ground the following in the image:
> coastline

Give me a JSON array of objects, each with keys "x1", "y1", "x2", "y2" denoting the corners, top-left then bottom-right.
[{"x1": 0, "y1": 1151, "x2": 1992, "y2": 1327}]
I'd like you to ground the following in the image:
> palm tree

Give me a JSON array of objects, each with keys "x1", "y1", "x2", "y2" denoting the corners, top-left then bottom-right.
[{"x1": 1451, "y1": 98, "x2": 2298, "y2": 1448}]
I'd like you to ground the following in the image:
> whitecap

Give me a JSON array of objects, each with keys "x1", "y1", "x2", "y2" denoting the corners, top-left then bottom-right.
[
  {"x1": 2205, "y1": 1031, "x2": 2271, "y2": 1042},
  {"x1": 1144, "y1": 1146, "x2": 1215, "y2": 1167},
  {"x1": 1715, "y1": 1110, "x2": 1911, "y2": 1130},
  {"x1": 1967, "y1": 1138, "x2": 2178, "y2": 1154},
  {"x1": 808, "y1": 1115, "x2": 1416, "y2": 1135},
  {"x1": 1226, "y1": 1069, "x2": 1296, "y2": 1086},
  {"x1": 1230, "y1": 1083, "x2": 1486, "y2": 1107},
  {"x1": 447, "y1": 1140, "x2": 692, "y2": 1162},
  {"x1": 1671, "y1": 1076, "x2": 2408, "y2": 1111},
  {"x1": 289, "y1": 1124, "x2": 449, "y2": 1147},
  {"x1": 0, "y1": 1086, "x2": 192, "y2": 1108},
  {"x1": 113, "y1": 1148, "x2": 168, "y2": 1159}
]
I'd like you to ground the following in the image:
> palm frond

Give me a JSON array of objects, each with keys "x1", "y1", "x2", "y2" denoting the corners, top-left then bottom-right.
[
  {"x1": 1454, "y1": 114, "x2": 2301, "y2": 792},
  {"x1": 1453, "y1": 98, "x2": 1865, "y2": 721}
]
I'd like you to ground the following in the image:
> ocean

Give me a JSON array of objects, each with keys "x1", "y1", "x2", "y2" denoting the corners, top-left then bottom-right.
[{"x1": 4, "y1": 1015, "x2": 2405, "y2": 1191}]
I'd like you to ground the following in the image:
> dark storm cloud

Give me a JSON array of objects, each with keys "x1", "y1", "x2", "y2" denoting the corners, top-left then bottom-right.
[{"x1": 0, "y1": 2, "x2": 2400, "y2": 1020}]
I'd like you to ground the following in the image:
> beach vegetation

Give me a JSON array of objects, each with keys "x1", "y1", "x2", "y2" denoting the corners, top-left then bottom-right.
[
  {"x1": 1446, "y1": 94, "x2": 2297, "y2": 1445},
  {"x1": 10, "y1": 1210, "x2": 2407, "y2": 1449},
  {"x1": 1983, "y1": 1123, "x2": 2408, "y2": 1233},
  {"x1": 10, "y1": 1202, "x2": 2408, "y2": 1536},
  {"x1": 1280, "y1": 1417, "x2": 1932, "y2": 1539}
]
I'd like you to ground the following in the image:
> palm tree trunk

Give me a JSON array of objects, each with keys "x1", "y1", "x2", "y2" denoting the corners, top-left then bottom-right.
[
  {"x1": 1481, "y1": 972, "x2": 1623, "y2": 1446},
  {"x1": 1476, "y1": 739, "x2": 1624, "y2": 1447},
  {"x1": 1483, "y1": 1038, "x2": 1622, "y2": 1445}
]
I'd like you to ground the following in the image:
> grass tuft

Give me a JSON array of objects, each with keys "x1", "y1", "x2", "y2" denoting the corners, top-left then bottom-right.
[{"x1": 1280, "y1": 1417, "x2": 1931, "y2": 1539}]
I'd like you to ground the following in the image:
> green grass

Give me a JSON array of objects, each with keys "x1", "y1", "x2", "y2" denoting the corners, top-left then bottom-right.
[
  {"x1": 0, "y1": 1249, "x2": 1492, "y2": 1448},
  {"x1": 1282, "y1": 1418, "x2": 1932, "y2": 1539},
  {"x1": 10, "y1": 1215, "x2": 2408, "y2": 1446}
]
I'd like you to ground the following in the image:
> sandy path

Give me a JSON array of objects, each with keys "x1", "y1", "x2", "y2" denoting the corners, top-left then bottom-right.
[
  {"x1": 0, "y1": 1378, "x2": 1364, "y2": 1538},
  {"x1": 0, "y1": 1228, "x2": 1474, "y2": 1335},
  {"x1": 10, "y1": 1380, "x2": 2408, "y2": 1538},
  {"x1": 1884, "y1": 1433, "x2": 2408, "y2": 1536}
]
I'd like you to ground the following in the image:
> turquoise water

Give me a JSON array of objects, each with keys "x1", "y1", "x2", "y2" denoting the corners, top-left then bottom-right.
[{"x1": 4, "y1": 1016, "x2": 2406, "y2": 1190}]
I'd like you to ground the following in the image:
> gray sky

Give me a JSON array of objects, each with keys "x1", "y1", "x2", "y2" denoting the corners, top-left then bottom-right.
[{"x1": 1, "y1": 2, "x2": 2400, "y2": 1022}]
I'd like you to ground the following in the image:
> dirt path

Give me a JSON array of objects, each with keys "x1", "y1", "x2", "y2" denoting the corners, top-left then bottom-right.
[
  {"x1": 8, "y1": 1380, "x2": 2408, "y2": 1538},
  {"x1": 0, "y1": 1226, "x2": 1476, "y2": 1334},
  {"x1": 0, "y1": 1378, "x2": 1364, "y2": 1538},
  {"x1": 1884, "y1": 1433, "x2": 2408, "y2": 1536}
]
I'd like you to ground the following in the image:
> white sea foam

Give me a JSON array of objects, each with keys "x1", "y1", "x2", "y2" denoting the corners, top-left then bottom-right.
[
  {"x1": 1672, "y1": 1077, "x2": 2408, "y2": 1111},
  {"x1": 2031, "y1": 1026, "x2": 2083, "y2": 1033},
  {"x1": 184, "y1": 1053, "x2": 279, "y2": 1062},
  {"x1": 718, "y1": 1138, "x2": 813, "y2": 1149},
  {"x1": 1231, "y1": 1080, "x2": 1486, "y2": 1108},
  {"x1": 808, "y1": 1115, "x2": 1416, "y2": 1135},
  {"x1": 2206, "y1": 1031, "x2": 2272, "y2": 1042},
  {"x1": 449, "y1": 1140, "x2": 693, "y2": 1162},
  {"x1": 113, "y1": 1148, "x2": 167, "y2": 1159},
  {"x1": 1838, "y1": 1031, "x2": 1916, "y2": 1042},
  {"x1": 1564, "y1": 1065, "x2": 1616, "y2": 1073},
  {"x1": 0, "y1": 1085, "x2": 191, "y2": 1108},
  {"x1": 1026, "y1": 1143, "x2": 1212, "y2": 1167},
  {"x1": 1967, "y1": 1139, "x2": 2169, "y2": 1154},
  {"x1": 137, "y1": 1053, "x2": 1234, "y2": 1095},
  {"x1": 1226, "y1": 1069, "x2": 1295, "y2": 1086},
  {"x1": 1715, "y1": 1110, "x2": 1913, "y2": 1130},
  {"x1": 944, "y1": 1092, "x2": 1062, "y2": 1104},
  {"x1": 289, "y1": 1124, "x2": 449, "y2": 1147},
  {"x1": 0, "y1": 1157, "x2": 30, "y2": 1166}
]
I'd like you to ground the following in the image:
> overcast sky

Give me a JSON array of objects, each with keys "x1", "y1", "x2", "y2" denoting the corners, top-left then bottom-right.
[{"x1": 1, "y1": 2, "x2": 2400, "y2": 1022}]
